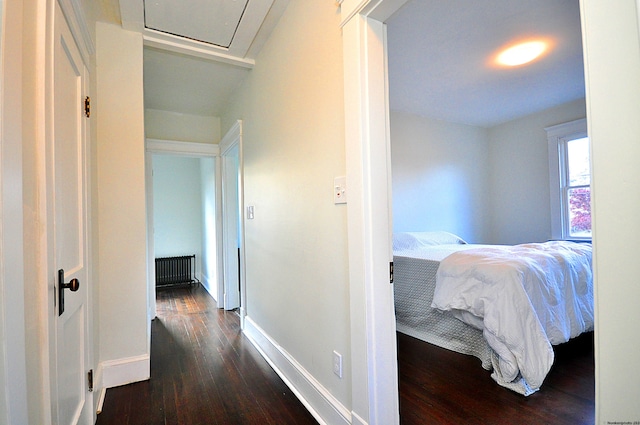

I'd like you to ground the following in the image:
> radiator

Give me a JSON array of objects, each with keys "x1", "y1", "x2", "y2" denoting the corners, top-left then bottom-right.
[{"x1": 155, "y1": 255, "x2": 199, "y2": 288}]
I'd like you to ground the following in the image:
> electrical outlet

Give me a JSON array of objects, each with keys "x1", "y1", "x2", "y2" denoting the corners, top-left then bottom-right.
[{"x1": 333, "y1": 350, "x2": 343, "y2": 378}]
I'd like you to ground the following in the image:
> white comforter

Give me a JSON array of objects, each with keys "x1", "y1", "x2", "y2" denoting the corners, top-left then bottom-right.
[{"x1": 431, "y1": 241, "x2": 593, "y2": 395}]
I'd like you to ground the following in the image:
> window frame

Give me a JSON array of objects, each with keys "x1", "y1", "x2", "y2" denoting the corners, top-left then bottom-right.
[{"x1": 546, "y1": 118, "x2": 590, "y2": 240}]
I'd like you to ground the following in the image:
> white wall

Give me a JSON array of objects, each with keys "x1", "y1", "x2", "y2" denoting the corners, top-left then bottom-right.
[
  {"x1": 581, "y1": 0, "x2": 640, "y2": 422},
  {"x1": 145, "y1": 108, "x2": 221, "y2": 144},
  {"x1": 390, "y1": 110, "x2": 491, "y2": 243},
  {"x1": 487, "y1": 99, "x2": 586, "y2": 244},
  {"x1": 152, "y1": 155, "x2": 204, "y2": 268},
  {"x1": 0, "y1": 0, "x2": 28, "y2": 422},
  {"x1": 96, "y1": 22, "x2": 149, "y2": 377},
  {"x1": 390, "y1": 99, "x2": 586, "y2": 245},
  {"x1": 199, "y1": 157, "x2": 218, "y2": 301},
  {"x1": 221, "y1": 0, "x2": 351, "y2": 416}
]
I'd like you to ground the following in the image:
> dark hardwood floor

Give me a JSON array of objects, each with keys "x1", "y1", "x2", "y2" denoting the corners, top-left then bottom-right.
[
  {"x1": 398, "y1": 330, "x2": 595, "y2": 425},
  {"x1": 96, "y1": 285, "x2": 594, "y2": 425},
  {"x1": 95, "y1": 285, "x2": 318, "y2": 425}
]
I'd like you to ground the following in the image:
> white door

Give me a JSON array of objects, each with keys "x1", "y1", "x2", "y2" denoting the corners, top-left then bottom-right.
[
  {"x1": 51, "y1": 2, "x2": 91, "y2": 424},
  {"x1": 222, "y1": 146, "x2": 241, "y2": 310}
]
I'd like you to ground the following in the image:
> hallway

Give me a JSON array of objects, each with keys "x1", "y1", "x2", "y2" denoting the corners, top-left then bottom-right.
[{"x1": 96, "y1": 286, "x2": 318, "y2": 424}]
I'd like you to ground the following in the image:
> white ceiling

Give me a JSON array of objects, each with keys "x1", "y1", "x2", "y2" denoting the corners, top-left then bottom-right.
[
  {"x1": 387, "y1": 0, "x2": 585, "y2": 128},
  {"x1": 144, "y1": 0, "x2": 249, "y2": 47},
  {"x1": 118, "y1": 0, "x2": 289, "y2": 116},
  {"x1": 138, "y1": 0, "x2": 585, "y2": 127},
  {"x1": 143, "y1": 47, "x2": 251, "y2": 116}
]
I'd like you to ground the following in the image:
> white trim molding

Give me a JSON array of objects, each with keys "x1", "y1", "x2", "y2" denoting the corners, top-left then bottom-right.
[
  {"x1": 219, "y1": 120, "x2": 246, "y2": 322},
  {"x1": 545, "y1": 118, "x2": 587, "y2": 140},
  {"x1": 243, "y1": 317, "x2": 352, "y2": 425},
  {"x1": 98, "y1": 354, "x2": 150, "y2": 389},
  {"x1": 340, "y1": 0, "x2": 410, "y2": 27},
  {"x1": 119, "y1": 0, "x2": 275, "y2": 67},
  {"x1": 143, "y1": 32, "x2": 255, "y2": 69},
  {"x1": 545, "y1": 118, "x2": 588, "y2": 240},
  {"x1": 146, "y1": 138, "x2": 220, "y2": 157},
  {"x1": 57, "y1": 0, "x2": 95, "y2": 66},
  {"x1": 341, "y1": 3, "x2": 401, "y2": 423},
  {"x1": 0, "y1": 0, "x2": 29, "y2": 421},
  {"x1": 219, "y1": 120, "x2": 242, "y2": 155}
]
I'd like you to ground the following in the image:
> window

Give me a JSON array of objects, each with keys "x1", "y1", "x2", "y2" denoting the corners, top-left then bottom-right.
[{"x1": 546, "y1": 118, "x2": 591, "y2": 240}]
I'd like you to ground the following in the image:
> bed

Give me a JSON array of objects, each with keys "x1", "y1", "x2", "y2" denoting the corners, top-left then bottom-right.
[{"x1": 393, "y1": 231, "x2": 594, "y2": 395}]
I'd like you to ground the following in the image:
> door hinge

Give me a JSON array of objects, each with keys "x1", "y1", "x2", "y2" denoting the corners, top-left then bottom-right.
[
  {"x1": 84, "y1": 96, "x2": 91, "y2": 118},
  {"x1": 87, "y1": 369, "x2": 94, "y2": 392},
  {"x1": 390, "y1": 262, "x2": 394, "y2": 284}
]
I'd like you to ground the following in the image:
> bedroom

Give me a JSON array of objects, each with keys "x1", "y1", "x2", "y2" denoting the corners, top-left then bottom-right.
[
  {"x1": 387, "y1": 0, "x2": 586, "y2": 245},
  {"x1": 385, "y1": 0, "x2": 594, "y2": 417}
]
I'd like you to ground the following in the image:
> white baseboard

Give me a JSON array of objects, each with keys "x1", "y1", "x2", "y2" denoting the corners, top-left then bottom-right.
[
  {"x1": 243, "y1": 317, "x2": 351, "y2": 425},
  {"x1": 96, "y1": 387, "x2": 107, "y2": 414},
  {"x1": 98, "y1": 354, "x2": 150, "y2": 389},
  {"x1": 351, "y1": 411, "x2": 368, "y2": 425},
  {"x1": 200, "y1": 273, "x2": 218, "y2": 304},
  {"x1": 93, "y1": 366, "x2": 106, "y2": 415}
]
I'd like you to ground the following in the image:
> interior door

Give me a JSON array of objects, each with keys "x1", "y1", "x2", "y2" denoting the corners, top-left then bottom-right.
[
  {"x1": 222, "y1": 146, "x2": 241, "y2": 310},
  {"x1": 51, "y1": 2, "x2": 91, "y2": 424}
]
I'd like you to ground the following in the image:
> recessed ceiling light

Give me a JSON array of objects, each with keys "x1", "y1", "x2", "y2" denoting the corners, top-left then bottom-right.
[{"x1": 496, "y1": 41, "x2": 548, "y2": 67}]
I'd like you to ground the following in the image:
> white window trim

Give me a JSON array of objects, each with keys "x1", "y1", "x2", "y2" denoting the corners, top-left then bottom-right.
[{"x1": 546, "y1": 118, "x2": 588, "y2": 240}]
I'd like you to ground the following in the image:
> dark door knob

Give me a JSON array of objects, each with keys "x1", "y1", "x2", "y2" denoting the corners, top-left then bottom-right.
[
  {"x1": 63, "y1": 277, "x2": 80, "y2": 292},
  {"x1": 58, "y1": 269, "x2": 80, "y2": 315}
]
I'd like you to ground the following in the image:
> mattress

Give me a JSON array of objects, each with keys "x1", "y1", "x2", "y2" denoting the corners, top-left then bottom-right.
[
  {"x1": 394, "y1": 239, "x2": 593, "y2": 396},
  {"x1": 393, "y1": 245, "x2": 493, "y2": 370},
  {"x1": 432, "y1": 241, "x2": 594, "y2": 394}
]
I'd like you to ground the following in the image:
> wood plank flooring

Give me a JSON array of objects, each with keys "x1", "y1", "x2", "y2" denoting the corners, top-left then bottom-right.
[
  {"x1": 96, "y1": 285, "x2": 594, "y2": 424},
  {"x1": 95, "y1": 285, "x2": 318, "y2": 425},
  {"x1": 398, "y1": 330, "x2": 595, "y2": 425}
]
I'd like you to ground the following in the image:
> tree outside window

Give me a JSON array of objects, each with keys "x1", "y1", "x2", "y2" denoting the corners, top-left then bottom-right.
[
  {"x1": 546, "y1": 118, "x2": 590, "y2": 241},
  {"x1": 565, "y1": 137, "x2": 591, "y2": 238}
]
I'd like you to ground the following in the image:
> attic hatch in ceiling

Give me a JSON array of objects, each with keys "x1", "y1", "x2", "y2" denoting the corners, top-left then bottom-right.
[{"x1": 143, "y1": 0, "x2": 249, "y2": 48}]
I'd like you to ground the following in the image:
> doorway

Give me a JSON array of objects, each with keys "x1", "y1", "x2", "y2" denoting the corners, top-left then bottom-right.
[
  {"x1": 219, "y1": 120, "x2": 245, "y2": 320},
  {"x1": 340, "y1": 0, "x2": 640, "y2": 423},
  {"x1": 144, "y1": 133, "x2": 245, "y2": 319},
  {"x1": 145, "y1": 140, "x2": 218, "y2": 318},
  {"x1": 48, "y1": 2, "x2": 93, "y2": 423}
]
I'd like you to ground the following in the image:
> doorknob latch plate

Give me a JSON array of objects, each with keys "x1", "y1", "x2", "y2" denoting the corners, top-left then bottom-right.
[{"x1": 58, "y1": 269, "x2": 80, "y2": 316}]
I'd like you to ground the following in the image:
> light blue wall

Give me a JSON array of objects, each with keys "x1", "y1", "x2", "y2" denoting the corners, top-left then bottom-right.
[
  {"x1": 390, "y1": 110, "x2": 491, "y2": 243},
  {"x1": 487, "y1": 98, "x2": 586, "y2": 244},
  {"x1": 152, "y1": 155, "x2": 203, "y2": 273},
  {"x1": 199, "y1": 157, "x2": 218, "y2": 301},
  {"x1": 390, "y1": 99, "x2": 586, "y2": 244}
]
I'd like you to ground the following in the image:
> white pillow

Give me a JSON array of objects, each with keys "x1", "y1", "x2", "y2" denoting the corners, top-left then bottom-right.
[{"x1": 393, "y1": 231, "x2": 467, "y2": 251}]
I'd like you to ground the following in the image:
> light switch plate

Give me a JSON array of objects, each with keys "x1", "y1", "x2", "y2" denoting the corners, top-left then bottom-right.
[{"x1": 334, "y1": 176, "x2": 347, "y2": 204}]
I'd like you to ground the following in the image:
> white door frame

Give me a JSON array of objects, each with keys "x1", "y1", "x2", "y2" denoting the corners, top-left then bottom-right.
[
  {"x1": 144, "y1": 139, "x2": 219, "y2": 322},
  {"x1": 0, "y1": 0, "x2": 29, "y2": 422},
  {"x1": 144, "y1": 134, "x2": 245, "y2": 322},
  {"x1": 579, "y1": 1, "x2": 640, "y2": 422},
  {"x1": 340, "y1": 1, "x2": 412, "y2": 424},
  {"x1": 47, "y1": 0, "x2": 93, "y2": 422},
  {"x1": 219, "y1": 120, "x2": 246, "y2": 321}
]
